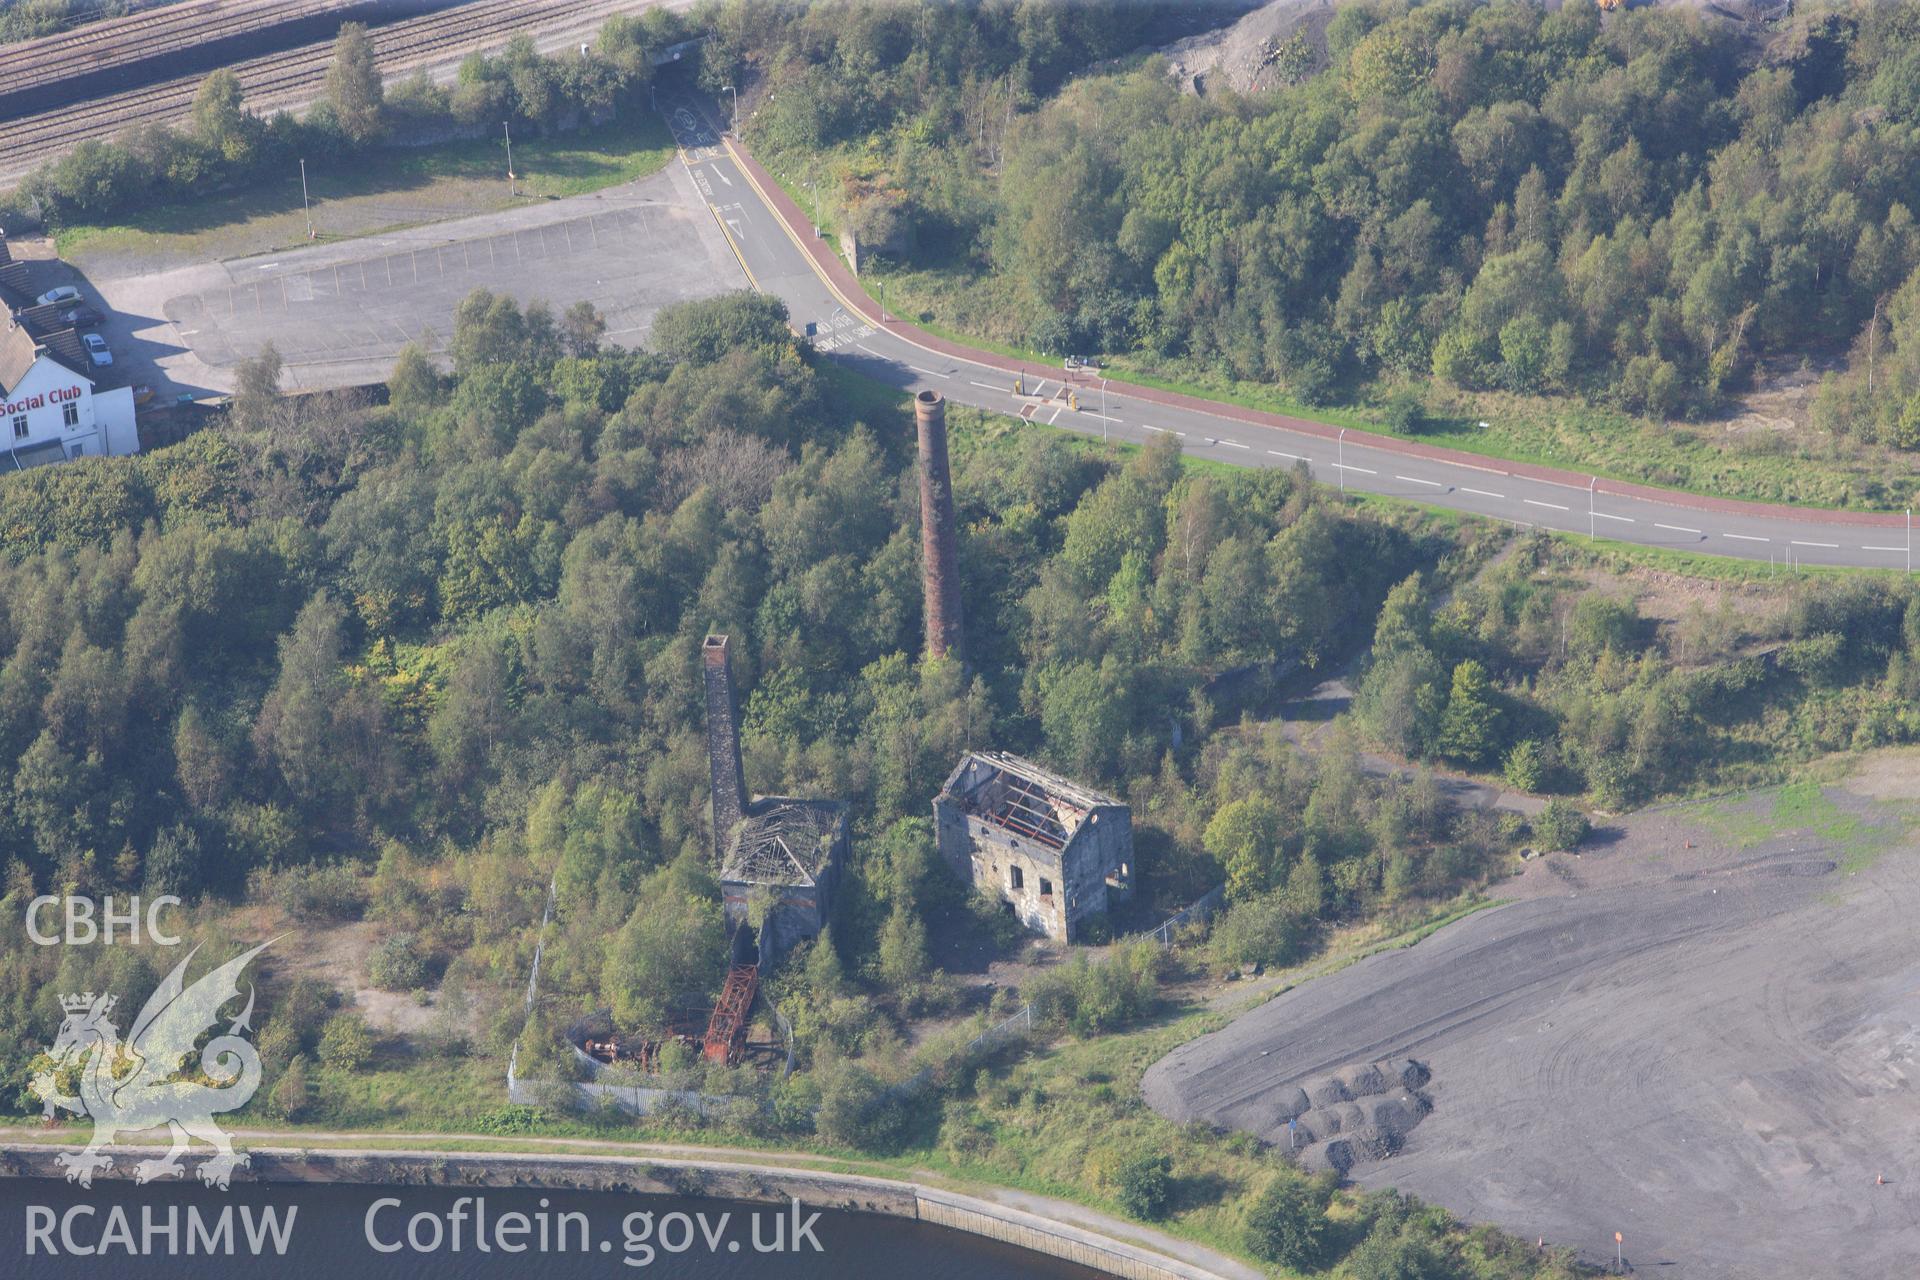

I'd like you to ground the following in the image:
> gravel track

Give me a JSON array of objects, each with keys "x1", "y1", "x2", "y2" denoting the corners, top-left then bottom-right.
[{"x1": 1144, "y1": 800, "x2": 1920, "y2": 1276}]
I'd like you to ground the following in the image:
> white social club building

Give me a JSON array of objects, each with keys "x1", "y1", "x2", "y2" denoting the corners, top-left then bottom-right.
[{"x1": 0, "y1": 320, "x2": 138, "y2": 470}]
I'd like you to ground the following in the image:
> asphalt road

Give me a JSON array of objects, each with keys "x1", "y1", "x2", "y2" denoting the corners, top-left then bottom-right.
[{"x1": 657, "y1": 95, "x2": 1919, "y2": 573}]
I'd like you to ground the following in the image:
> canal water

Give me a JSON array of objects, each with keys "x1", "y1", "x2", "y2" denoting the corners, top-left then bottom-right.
[{"x1": 0, "y1": 1175, "x2": 1114, "y2": 1278}]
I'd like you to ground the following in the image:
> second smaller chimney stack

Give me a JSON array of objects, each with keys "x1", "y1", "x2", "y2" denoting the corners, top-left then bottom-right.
[{"x1": 701, "y1": 634, "x2": 748, "y2": 859}]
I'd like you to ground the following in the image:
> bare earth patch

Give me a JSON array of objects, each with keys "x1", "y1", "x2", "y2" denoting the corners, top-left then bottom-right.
[{"x1": 271, "y1": 918, "x2": 438, "y2": 1036}]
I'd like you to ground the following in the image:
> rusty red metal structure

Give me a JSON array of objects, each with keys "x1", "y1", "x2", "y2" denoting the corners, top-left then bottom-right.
[
  {"x1": 915, "y1": 390, "x2": 965, "y2": 663},
  {"x1": 702, "y1": 963, "x2": 759, "y2": 1065}
]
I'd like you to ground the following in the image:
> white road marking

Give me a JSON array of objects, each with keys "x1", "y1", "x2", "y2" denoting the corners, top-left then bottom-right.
[
  {"x1": 1221, "y1": 439, "x2": 1251, "y2": 449},
  {"x1": 910, "y1": 366, "x2": 952, "y2": 379},
  {"x1": 1268, "y1": 449, "x2": 1305, "y2": 460},
  {"x1": 1724, "y1": 533, "x2": 1770, "y2": 543},
  {"x1": 1593, "y1": 512, "x2": 1634, "y2": 523},
  {"x1": 1047, "y1": 406, "x2": 1062, "y2": 424},
  {"x1": 969, "y1": 380, "x2": 1009, "y2": 392},
  {"x1": 1397, "y1": 475, "x2": 1445, "y2": 488},
  {"x1": 1524, "y1": 499, "x2": 1569, "y2": 511},
  {"x1": 1459, "y1": 486, "x2": 1504, "y2": 499},
  {"x1": 1655, "y1": 523, "x2": 1702, "y2": 535},
  {"x1": 1081, "y1": 411, "x2": 1123, "y2": 423},
  {"x1": 1791, "y1": 540, "x2": 1839, "y2": 549},
  {"x1": 1862, "y1": 545, "x2": 1907, "y2": 553},
  {"x1": 1332, "y1": 463, "x2": 1377, "y2": 475},
  {"x1": 855, "y1": 343, "x2": 880, "y2": 356}
]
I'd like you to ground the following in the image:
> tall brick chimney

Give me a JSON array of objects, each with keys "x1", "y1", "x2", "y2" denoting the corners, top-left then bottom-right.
[
  {"x1": 701, "y1": 634, "x2": 748, "y2": 859},
  {"x1": 915, "y1": 390, "x2": 965, "y2": 662}
]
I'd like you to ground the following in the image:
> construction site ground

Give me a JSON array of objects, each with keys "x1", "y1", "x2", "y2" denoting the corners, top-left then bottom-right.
[{"x1": 1142, "y1": 756, "x2": 1920, "y2": 1278}]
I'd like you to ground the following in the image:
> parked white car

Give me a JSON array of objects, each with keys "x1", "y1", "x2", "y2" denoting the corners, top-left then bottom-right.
[
  {"x1": 36, "y1": 286, "x2": 81, "y2": 306},
  {"x1": 82, "y1": 332, "x2": 112, "y2": 367}
]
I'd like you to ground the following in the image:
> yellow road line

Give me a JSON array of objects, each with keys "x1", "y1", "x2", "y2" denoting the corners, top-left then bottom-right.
[{"x1": 707, "y1": 201, "x2": 759, "y2": 292}]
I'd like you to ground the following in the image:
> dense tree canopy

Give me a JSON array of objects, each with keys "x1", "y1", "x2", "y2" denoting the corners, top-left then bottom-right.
[{"x1": 735, "y1": 0, "x2": 1920, "y2": 435}]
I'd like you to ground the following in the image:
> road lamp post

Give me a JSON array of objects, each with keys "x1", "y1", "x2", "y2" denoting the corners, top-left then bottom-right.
[
  {"x1": 1101, "y1": 377, "x2": 1108, "y2": 443},
  {"x1": 1589, "y1": 476, "x2": 1597, "y2": 539},
  {"x1": 502, "y1": 121, "x2": 516, "y2": 196},
  {"x1": 299, "y1": 158, "x2": 313, "y2": 240},
  {"x1": 1338, "y1": 428, "x2": 1347, "y2": 493},
  {"x1": 1908, "y1": 506, "x2": 1913, "y2": 573}
]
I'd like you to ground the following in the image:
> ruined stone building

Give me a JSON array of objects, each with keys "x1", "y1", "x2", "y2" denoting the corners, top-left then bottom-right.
[
  {"x1": 702, "y1": 634, "x2": 846, "y2": 968},
  {"x1": 933, "y1": 752, "x2": 1132, "y2": 942}
]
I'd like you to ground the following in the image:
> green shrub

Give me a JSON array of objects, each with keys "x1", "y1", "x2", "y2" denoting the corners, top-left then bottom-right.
[
  {"x1": 1533, "y1": 798, "x2": 1590, "y2": 851},
  {"x1": 1244, "y1": 1174, "x2": 1331, "y2": 1269},
  {"x1": 367, "y1": 932, "x2": 430, "y2": 991},
  {"x1": 1113, "y1": 1152, "x2": 1172, "y2": 1220},
  {"x1": 1501, "y1": 738, "x2": 1547, "y2": 792},
  {"x1": 317, "y1": 1011, "x2": 375, "y2": 1072},
  {"x1": 814, "y1": 1060, "x2": 905, "y2": 1152},
  {"x1": 1209, "y1": 891, "x2": 1308, "y2": 969}
]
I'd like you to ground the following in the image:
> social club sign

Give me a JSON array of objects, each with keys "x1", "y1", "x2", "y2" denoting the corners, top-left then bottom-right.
[{"x1": 1, "y1": 384, "x2": 83, "y2": 417}]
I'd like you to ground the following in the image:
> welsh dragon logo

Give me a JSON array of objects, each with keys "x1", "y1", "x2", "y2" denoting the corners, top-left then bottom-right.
[{"x1": 31, "y1": 940, "x2": 275, "y2": 1190}]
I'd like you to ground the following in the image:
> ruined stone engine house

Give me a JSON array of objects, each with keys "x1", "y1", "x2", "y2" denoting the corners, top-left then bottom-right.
[
  {"x1": 702, "y1": 634, "x2": 847, "y2": 969},
  {"x1": 934, "y1": 751, "x2": 1132, "y2": 942}
]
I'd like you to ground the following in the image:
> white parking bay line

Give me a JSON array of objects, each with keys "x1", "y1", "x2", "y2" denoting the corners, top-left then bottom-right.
[
  {"x1": 1524, "y1": 498, "x2": 1570, "y2": 511},
  {"x1": 1593, "y1": 512, "x2": 1634, "y2": 523},
  {"x1": 1397, "y1": 475, "x2": 1445, "y2": 488},
  {"x1": 1333, "y1": 463, "x2": 1377, "y2": 475},
  {"x1": 1655, "y1": 523, "x2": 1702, "y2": 535},
  {"x1": 1791, "y1": 540, "x2": 1839, "y2": 549},
  {"x1": 1725, "y1": 533, "x2": 1770, "y2": 543},
  {"x1": 1460, "y1": 486, "x2": 1504, "y2": 499}
]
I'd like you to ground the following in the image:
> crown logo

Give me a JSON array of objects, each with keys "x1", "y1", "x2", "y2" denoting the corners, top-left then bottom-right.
[{"x1": 60, "y1": 992, "x2": 112, "y2": 1016}]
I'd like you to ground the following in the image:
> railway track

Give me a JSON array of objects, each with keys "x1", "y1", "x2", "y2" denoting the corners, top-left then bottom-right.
[
  {"x1": 4, "y1": 0, "x2": 359, "y2": 99},
  {"x1": 2, "y1": 0, "x2": 649, "y2": 184}
]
